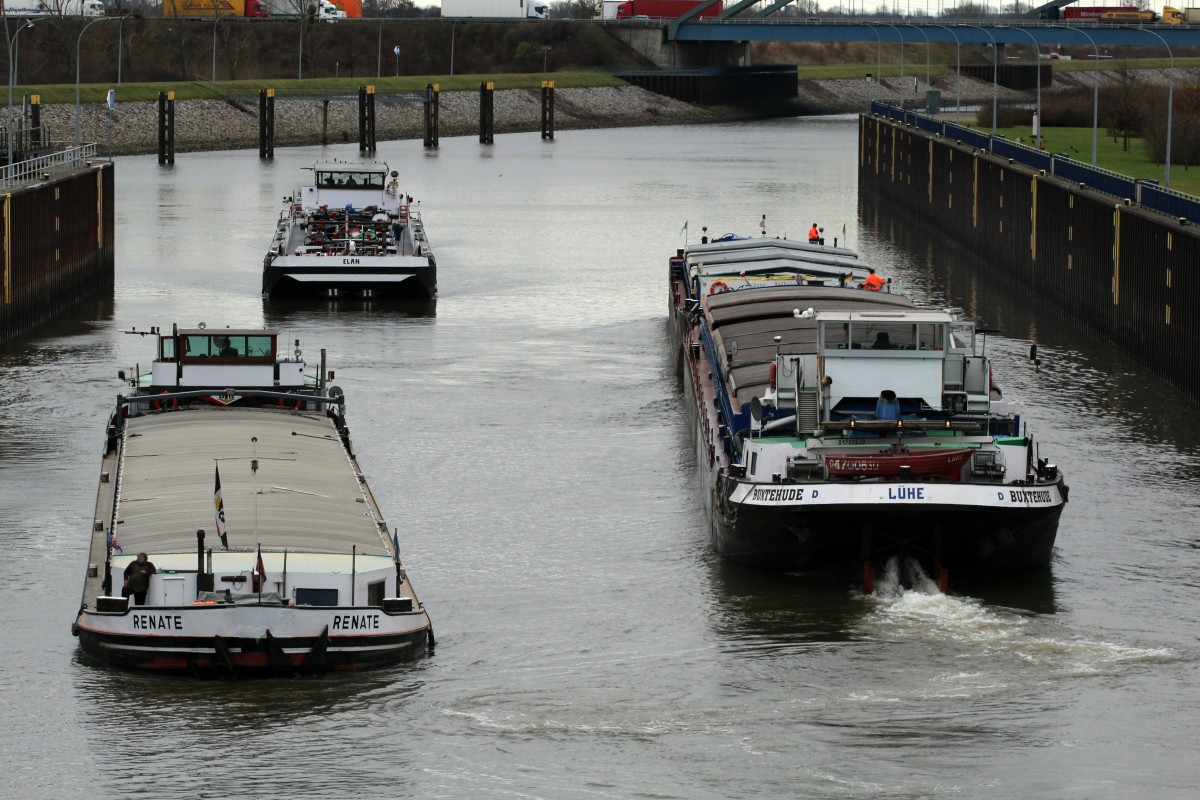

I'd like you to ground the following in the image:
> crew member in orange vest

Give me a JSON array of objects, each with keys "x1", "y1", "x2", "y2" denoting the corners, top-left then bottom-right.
[
  {"x1": 863, "y1": 268, "x2": 886, "y2": 291},
  {"x1": 808, "y1": 223, "x2": 820, "y2": 244}
]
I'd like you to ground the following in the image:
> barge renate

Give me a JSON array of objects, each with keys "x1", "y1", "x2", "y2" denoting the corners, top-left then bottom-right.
[
  {"x1": 263, "y1": 161, "x2": 435, "y2": 300},
  {"x1": 73, "y1": 324, "x2": 433, "y2": 676},
  {"x1": 669, "y1": 230, "x2": 1068, "y2": 591}
]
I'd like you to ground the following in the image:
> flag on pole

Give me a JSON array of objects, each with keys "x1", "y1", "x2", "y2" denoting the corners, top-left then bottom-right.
[
  {"x1": 759, "y1": 216, "x2": 766, "y2": 231},
  {"x1": 680, "y1": 220, "x2": 688, "y2": 235},
  {"x1": 253, "y1": 546, "x2": 267, "y2": 595},
  {"x1": 214, "y1": 464, "x2": 229, "y2": 550},
  {"x1": 108, "y1": 531, "x2": 122, "y2": 555},
  {"x1": 392, "y1": 529, "x2": 400, "y2": 559}
]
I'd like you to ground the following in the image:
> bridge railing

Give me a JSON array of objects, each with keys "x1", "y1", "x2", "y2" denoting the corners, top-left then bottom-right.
[{"x1": 870, "y1": 101, "x2": 1200, "y2": 223}]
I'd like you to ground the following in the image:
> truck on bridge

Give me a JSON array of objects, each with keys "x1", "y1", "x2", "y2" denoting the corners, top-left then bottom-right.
[
  {"x1": 615, "y1": 0, "x2": 721, "y2": 19},
  {"x1": 1028, "y1": 3, "x2": 1184, "y2": 23},
  {"x1": 440, "y1": 0, "x2": 549, "y2": 18},
  {"x1": 0, "y1": 0, "x2": 105, "y2": 15}
]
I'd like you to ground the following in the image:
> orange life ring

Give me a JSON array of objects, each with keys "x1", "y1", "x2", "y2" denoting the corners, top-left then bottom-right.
[{"x1": 709, "y1": 281, "x2": 731, "y2": 295}]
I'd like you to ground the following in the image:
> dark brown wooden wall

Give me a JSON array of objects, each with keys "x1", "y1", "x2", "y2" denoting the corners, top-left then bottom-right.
[
  {"x1": 859, "y1": 115, "x2": 1200, "y2": 400},
  {"x1": 1, "y1": 164, "x2": 115, "y2": 342}
]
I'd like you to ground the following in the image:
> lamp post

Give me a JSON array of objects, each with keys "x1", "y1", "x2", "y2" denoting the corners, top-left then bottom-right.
[
  {"x1": 865, "y1": 23, "x2": 881, "y2": 102},
  {"x1": 964, "y1": 24, "x2": 998, "y2": 138},
  {"x1": 906, "y1": 23, "x2": 930, "y2": 99},
  {"x1": 211, "y1": 12, "x2": 223, "y2": 83},
  {"x1": 75, "y1": 16, "x2": 113, "y2": 151},
  {"x1": 1140, "y1": 28, "x2": 1175, "y2": 189},
  {"x1": 1008, "y1": 26, "x2": 1042, "y2": 150},
  {"x1": 1050, "y1": 25, "x2": 1099, "y2": 166},
  {"x1": 297, "y1": 16, "x2": 304, "y2": 80},
  {"x1": 932, "y1": 23, "x2": 962, "y2": 124},
  {"x1": 887, "y1": 23, "x2": 905, "y2": 107},
  {"x1": 117, "y1": 12, "x2": 127, "y2": 84},
  {"x1": 7, "y1": 20, "x2": 34, "y2": 173},
  {"x1": 542, "y1": 45, "x2": 550, "y2": 74},
  {"x1": 450, "y1": 20, "x2": 459, "y2": 76},
  {"x1": 376, "y1": 21, "x2": 382, "y2": 78}
]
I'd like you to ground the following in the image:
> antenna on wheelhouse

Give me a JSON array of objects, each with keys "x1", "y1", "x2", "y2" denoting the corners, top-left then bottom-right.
[{"x1": 251, "y1": 436, "x2": 259, "y2": 549}]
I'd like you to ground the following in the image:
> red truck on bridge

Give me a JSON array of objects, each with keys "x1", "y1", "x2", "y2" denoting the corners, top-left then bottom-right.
[{"x1": 615, "y1": 0, "x2": 721, "y2": 19}]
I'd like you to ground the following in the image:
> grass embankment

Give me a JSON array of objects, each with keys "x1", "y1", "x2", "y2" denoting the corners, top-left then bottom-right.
[
  {"x1": 983, "y1": 126, "x2": 1200, "y2": 197},
  {"x1": 21, "y1": 71, "x2": 626, "y2": 104}
]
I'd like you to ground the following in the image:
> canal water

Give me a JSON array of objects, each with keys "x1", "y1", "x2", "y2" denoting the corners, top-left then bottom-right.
[{"x1": 2, "y1": 117, "x2": 1199, "y2": 798}]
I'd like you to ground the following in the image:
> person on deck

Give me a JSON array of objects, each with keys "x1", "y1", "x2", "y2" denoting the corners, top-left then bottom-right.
[
  {"x1": 863, "y1": 269, "x2": 886, "y2": 291},
  {"x1": 122, "y1": 553, "x2": 157, "y2": 606},
  {"x1": 808, "y1": 223, "x2": 820, "y2": 244}
]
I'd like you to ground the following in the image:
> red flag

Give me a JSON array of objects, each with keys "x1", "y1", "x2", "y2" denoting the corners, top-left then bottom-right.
[{"x1": 253, "y1": 549, "x2": 268, "y2": 593}]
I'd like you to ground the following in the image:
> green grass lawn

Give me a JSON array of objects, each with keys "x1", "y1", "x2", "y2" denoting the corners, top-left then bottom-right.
[
  {"x1": 20, "y1": 71, "x2": 624, "y2": 104},
  {"x1": 987, "y1": 124, "x2": 1200, "y2": 197}
]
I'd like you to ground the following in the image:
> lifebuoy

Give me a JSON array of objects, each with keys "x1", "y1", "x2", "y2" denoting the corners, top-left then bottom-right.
[{"x1": 709, "y1": 281, "x2": 731, "y2": 295}]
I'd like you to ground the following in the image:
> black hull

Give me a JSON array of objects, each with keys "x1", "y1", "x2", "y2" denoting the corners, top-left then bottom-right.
[
  {"x1": 262, "y1": 268, "x2": 436, "y2": 301},
  {"x1": 75, "y1": 624, "x2": 432, "y2": 678},
  {"x1": 710, "y1": 491, "x2": 1064, "y2": 575}
]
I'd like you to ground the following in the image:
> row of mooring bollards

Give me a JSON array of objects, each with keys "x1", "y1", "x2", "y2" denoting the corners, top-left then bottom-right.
[{"x1": 154, "y1": 83, "x2": 555, "y2": 164}]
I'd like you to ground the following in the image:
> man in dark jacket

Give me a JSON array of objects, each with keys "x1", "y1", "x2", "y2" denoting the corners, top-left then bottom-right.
[{"x1": 122, "y1": 553, "x2": 157, "y2": 606}]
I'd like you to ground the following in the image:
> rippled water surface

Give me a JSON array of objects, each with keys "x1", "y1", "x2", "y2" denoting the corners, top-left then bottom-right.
[{"x1": 2, "y1": 118, "x2": 1199, "y2": 799}]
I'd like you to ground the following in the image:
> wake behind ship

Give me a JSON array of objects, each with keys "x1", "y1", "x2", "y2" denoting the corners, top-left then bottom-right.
[
  {"x1": 73, "y1": 324, "x2": 433, "y2": 676},
  {"x1": 263, "y1": 161, "x2": 435, "y2": 300},
  {"x1": 668, "y1": 229, "x2": 1067, "y2": 591}
]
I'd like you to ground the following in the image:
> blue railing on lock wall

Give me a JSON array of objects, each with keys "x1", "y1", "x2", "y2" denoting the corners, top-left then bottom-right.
[{"x1": 868, "y1": 101, "x2": 1200, "y2": 224}]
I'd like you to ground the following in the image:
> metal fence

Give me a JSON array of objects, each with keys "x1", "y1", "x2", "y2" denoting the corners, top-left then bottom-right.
[
  {"x1": 2, "y1": 143, "x2": 99, "y2": 189},
  {"x1": 869, "y1": 101, "x2": 1200, "y2": 222}
]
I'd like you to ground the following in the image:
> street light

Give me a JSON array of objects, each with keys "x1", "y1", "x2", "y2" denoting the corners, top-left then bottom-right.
[
  {"x1": 864, "y1": 23, "x2": 881, "y2": 103},
  {"x1": 964, "y1": 24, "x2": 999, "y2": 139},
  {"x1": 906, "y1": 23, "x2": 930, "y2": 101},
  {"x1": 1140, "y1": 28, "x2": 1175, "y2": 189},
  {"x1": 211, "y1": 12, "x2": 224, "y2": 83},
  {"x1": 450, "y1": 20, "x2": 459, "y2": 77},
  {"x1": 7, "y1": 20, "x2": 34, "y2": 174},
  {"x1": 542, "y1": 45, "x2": 550, "y2": 74},
  {"x1": 1007, "y1": 26, "x2": 1042, "y2": 150},
  {"x1": 75, "y1": 16, "x2": 114, "y2": 151},
  {"x1": 931, "y1": 23, "x2": 962, "y2": 124},
  {"x1": 886, "y1": 23, "x2": 905, "y2": 107},
  {"x1": 298, "y1": 16, "x2": 305, "y2": 80},
  {"x1": 1050, "y1": 25, "x2": 1099, "y2": 167}
]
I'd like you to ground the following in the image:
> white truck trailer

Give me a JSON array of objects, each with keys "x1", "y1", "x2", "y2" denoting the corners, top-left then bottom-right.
[
  {"x1": 1, "y1": 0, "x2": 105, "y2": 15},
  {"x1": 441, "y1": 0, "x2": 548, "y2": 18}
]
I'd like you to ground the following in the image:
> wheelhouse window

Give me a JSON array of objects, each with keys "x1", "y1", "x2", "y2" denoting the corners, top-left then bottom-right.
[
  {"x1": 317, "y1": 170, "x2": 385, "y2": 190},
  {"x1": 176, "y1": 334, "x2": 276, "y2": 361}
]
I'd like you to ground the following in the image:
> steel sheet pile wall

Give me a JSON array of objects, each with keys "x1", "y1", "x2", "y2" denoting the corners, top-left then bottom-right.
[
  {"x1": 860, "y1": 115, "x2": 1200, "y2": 400},
  {"x1": 1, "y1": 164, "x2": 114, "y2": 342}
]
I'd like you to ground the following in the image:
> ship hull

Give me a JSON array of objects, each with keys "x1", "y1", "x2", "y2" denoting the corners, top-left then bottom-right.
[
  {"x1": 75, "y1": 605, "x2": 432, "y2": 677},
  {"x1": 262, "y1": 259, "x2": 436, "y2": 300}
]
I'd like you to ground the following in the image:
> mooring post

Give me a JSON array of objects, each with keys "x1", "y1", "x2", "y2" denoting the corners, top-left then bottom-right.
[
  {"x1": 258, "y1": 88, "x2": 275, "y2": 160},
  {"x1": 423, "y1": 83, "x2": 439, "y2": 149},
  {"x1": 157, "y1": 90, "x2": 175, "y2": 165},
  {"x1": 352, "y1": 85, "x2": 372, "y2": 154},
  {"x1": 540, "y1": 80, "x2": 554, "y2": 140},
  {"x1": 28, "y1": 94, "x2": 41, "y2": 149},
  {"x1": 358, "y1": 85, "x2": 378, "y2": 153},
  {"x1": 367, "y1": 85, "x2": 376, "y2": 153},
  {"x1": 479, "y1": 81, "x2": 494, "y2": 145}
]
